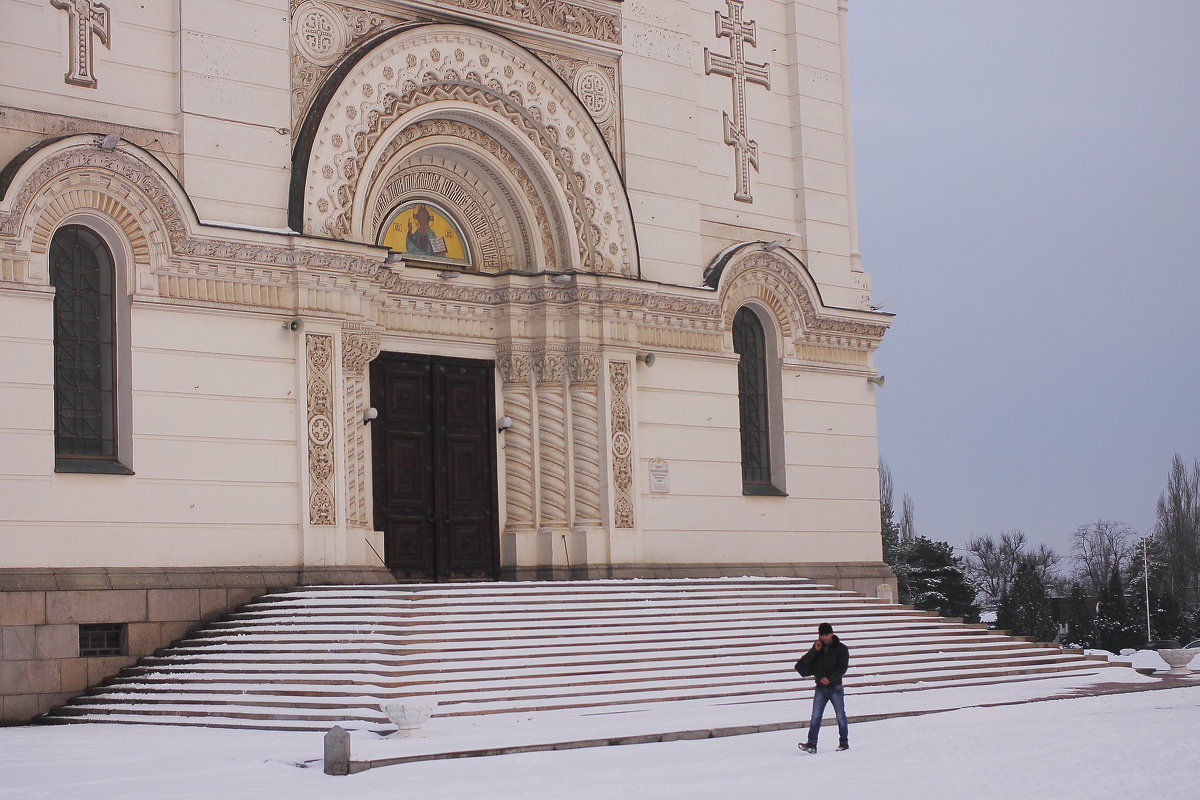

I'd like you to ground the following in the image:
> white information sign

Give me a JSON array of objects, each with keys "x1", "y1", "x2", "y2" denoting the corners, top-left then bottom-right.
[{"x1": 648, "y1": 458, "x2": 669, "y2": 493}]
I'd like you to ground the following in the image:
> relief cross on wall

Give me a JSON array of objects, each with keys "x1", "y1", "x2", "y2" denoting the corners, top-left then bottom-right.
[
  {"x1": 704, "y1": 0, "x2": 771, "y2": 203},
  {"x1": 50, "y1": 0, "x2": 111, "y2": 88}
]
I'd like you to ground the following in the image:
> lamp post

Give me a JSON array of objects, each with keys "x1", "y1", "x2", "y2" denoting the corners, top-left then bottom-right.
[{"x1": 1143, "y1": 536, "x2": 1152, "y2": 642}]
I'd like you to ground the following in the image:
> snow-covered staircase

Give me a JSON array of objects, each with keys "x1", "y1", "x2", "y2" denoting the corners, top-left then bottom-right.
[{"x1": 40, "y1": 578, "x2": 1115, "y2": 731}]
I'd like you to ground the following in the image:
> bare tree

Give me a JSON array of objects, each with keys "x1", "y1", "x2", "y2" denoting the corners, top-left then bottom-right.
[
  {"x1": 965, "y1": 530, "x2": 1025, "y2": 605},
  {"x1": 965, "y1": 531, "x2": 1062, "y2": 607},
  {"x1": 1154, "y1": 453, "x2": 1200, "y2": 605},
  {"x1": 1070, "y1": 520, "x2": 1136, "y2": 597}
]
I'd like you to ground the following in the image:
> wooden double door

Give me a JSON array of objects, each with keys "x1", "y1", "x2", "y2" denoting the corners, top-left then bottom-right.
[{"x1": 370, "y1": 353, "x2": 499, "y2": 581}]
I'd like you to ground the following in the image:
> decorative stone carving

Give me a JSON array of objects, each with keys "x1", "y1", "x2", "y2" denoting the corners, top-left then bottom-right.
[
  {"x1": 498, "y1": 348, "x2": 535, "y2": 532},
  {"x1": 302, "y1": 26, "x2": 635, "y2": 275},
  {"x1": 718, "y1": 251, "x2": 888, "y2": 362},
  {"x1": 703, "y1": 0, "x2": 771, "y2": 203},
  {"x1": 568, "y1": 347, "x2": 602, "y2": 528},
  {"x1": 609, "y1": 360, "x2": 634, "y2": 529},
  {"x1": 292, "y1": 1, "x2": 350, "y2": 67},
  {"x1": 365, "y1": 118, "x2": 560, "y2": 271},
  {"x1": 50, "y1": 0, "x2": 111, "y2": 88},
  {"x1": 434, "y1": 0, "x2": 619, "y2": 44},
  {"x1": 341, "y1": 323, "x2": 380, "y2": 528},
  {"x1": 307, "y1": 333, "x2": 337, "y2": 526},
  {"x1": 534, "y1": 350, "x2": 568, "y2": 529}
]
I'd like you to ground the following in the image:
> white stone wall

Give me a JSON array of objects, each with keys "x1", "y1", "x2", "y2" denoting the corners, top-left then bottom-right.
[
  {"x1": 629, "y1": 354, "x2": 882, "y2": 567},
  {"x1": 621, "y1": 0, "x2": 865, "y2": 308},
  {"x1": 0, "y1": 298, "x2": 302, "y2": 569},
  {"x1": 0, "y1": 0, "x2": 292, "y2": 228}
]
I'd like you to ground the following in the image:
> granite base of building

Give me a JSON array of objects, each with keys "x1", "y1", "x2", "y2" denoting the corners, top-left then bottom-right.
[
  {"x1": 499, "y1": 562, "x2": 898, "y2": 600},
  {"x1": 0, "y1": 565, "x2": 394, "y2": 724}
]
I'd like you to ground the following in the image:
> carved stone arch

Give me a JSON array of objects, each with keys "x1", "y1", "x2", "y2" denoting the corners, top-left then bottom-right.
[
  {"x1": 295, "y1": 24, "x2": 637, "y2": 275},
  {"x1": 0, "y1": 137, "x2": 187, "y2": 287},
  {"x1": 714, "y1": 245, "x2": 890, "y2": 366},
  {"x1": 717, "y1": 250, "x2": 809, "y2": 359},
  {"x1": 358, "y1": 110, "x2": 566, "y2": 272}
]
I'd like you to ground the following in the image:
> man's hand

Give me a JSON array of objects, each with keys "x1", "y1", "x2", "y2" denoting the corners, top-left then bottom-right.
[
  {"x1": 819, "y1": 677, "x2": 830, "y2": 686},
  {"x1": 813, "y1": 639, "x2": 823, "y2": 651}
]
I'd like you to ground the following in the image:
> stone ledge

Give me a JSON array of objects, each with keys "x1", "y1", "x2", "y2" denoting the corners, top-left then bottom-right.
[
  {"x1": 500, "y1": 562, "x2": 897, "y2": 597},
  {"x1": 0, "y1": 566, "x2": 395, "y2": 592}
]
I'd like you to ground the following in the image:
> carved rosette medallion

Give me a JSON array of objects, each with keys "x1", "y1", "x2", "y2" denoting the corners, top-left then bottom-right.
[
  {"x1": 609, "y1": 360, "x2": 634, "y2": 529},
  {"x1": 306, "y1": 333, "x2": 337, "y2": 525},
  {"x1": 497, "y1": 348, "x2": 535, "y2": 531},
  {"x1": 340, "y1": 323, "x2": 380, "y2": 527},
  {"x1": 292, "y1": 1, "x2": 349, "y2": 67}
]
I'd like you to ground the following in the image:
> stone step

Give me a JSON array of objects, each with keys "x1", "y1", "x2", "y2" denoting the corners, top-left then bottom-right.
[{"x1": 42, "y1": 578, "x2": 1109, "y2": 731}]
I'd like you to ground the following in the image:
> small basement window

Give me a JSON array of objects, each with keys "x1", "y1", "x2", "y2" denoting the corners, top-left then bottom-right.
[{"x1": 78, "y1": 623, "x2": 126, "y2": 657}]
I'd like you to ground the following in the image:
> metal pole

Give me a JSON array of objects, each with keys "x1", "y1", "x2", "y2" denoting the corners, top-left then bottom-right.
[{"x1": 1143, "y1": 536, "x2": 1152, "y2": 641}]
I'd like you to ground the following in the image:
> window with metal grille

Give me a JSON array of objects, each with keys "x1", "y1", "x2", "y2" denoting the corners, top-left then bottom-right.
[
  {"x1": 49, "y1": 225, "x2": 129, "y2": 473},
  {"x1": 78, "y1": 623, "x2": 126, "y2": 657},
  {"x1": 733, "y1": 306, "x2": 771, "y2": 489}
]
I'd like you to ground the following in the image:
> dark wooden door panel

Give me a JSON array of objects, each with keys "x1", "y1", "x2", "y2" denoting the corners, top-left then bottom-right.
[{"x1": 372, "y1": 354, "x2": 497, "y2": 581}]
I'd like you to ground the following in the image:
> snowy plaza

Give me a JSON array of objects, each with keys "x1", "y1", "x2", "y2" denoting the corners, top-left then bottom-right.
[{"x1": 1, "y1": 682, "x2": 1197, "y2": 800}]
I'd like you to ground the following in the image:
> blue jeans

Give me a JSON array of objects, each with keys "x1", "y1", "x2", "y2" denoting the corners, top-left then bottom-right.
[{"x1": 806, "y1": 684, "x2": 848, "y2": 746}]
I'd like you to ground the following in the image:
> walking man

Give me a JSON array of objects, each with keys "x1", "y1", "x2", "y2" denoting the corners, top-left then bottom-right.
[{"x1": 795, "y1": 622, "x2": 849, "y2": 752}]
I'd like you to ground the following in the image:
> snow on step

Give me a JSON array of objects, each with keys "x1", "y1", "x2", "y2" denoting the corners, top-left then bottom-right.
[{"x1": 41, "y1": 578, "x2": 1118, "y2": 731}]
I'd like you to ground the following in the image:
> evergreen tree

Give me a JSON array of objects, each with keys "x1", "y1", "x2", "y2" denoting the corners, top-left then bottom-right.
[
  {"x1": 904, "y1": 536, "x2": 979, "y2": 622},
  {"x1": 1064, "y1": 582, "x2": 1094, "y2": 648},
  {"x1": 995, "y1": 560, "x2": 1058, "y2": 642},
  {"x1": 1093, "y1": 566, "x2": 1140, "y2": 652}
]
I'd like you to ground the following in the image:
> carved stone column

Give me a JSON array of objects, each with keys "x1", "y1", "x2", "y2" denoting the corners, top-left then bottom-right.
[
  {"x1": 567, "y1": 348, "x2": 602, "y2": 528},
  {"x1": 497, "y1": 348, "x2": 535, "y2": 533},
  {"x1": 341, "y1": 323, "x2": 380, "y2": 528},
  {"x1": 533, "y1": 350, "x2": 569, "y2": 532},
  {"x1": 306, "y1": 333, "x2": 336, "y2": 526},
  {"x1": 609, "y1": 360, "x2": 635, "y2": 529}
]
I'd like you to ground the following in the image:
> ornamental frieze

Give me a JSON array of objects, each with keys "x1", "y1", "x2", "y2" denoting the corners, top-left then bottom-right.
[
  {"x1": 289, "y1": 0, "x2": 623, "y2": 156},
  {"x1": 302, "y1": 28, "x2": 633, "y2": 275}
]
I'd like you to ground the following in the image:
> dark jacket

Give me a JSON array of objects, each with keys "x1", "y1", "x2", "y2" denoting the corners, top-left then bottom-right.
[{"x1": 795, "y1": 635, "x2": 849, "y2": 687}]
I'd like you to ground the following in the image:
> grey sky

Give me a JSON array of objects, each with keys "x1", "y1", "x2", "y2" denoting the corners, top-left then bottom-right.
[{"x1": 847, "y1": 1, "x2": 1200, "y2": 556}]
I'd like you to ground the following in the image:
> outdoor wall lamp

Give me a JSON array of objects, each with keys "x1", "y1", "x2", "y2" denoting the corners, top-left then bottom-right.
[
  {"x1": 549, "y1": 273, "x2": 574, "y2": 285},
  {"x1": 363, "y1": 407, "x2": 379, "y2": 425},
  {"x1": 97, "y1": 133, "x2": 119, "y2": 151},
  {"x1": 761, "y1": 240, "x2": 782, "y2": 252},
  {"x1": 497, "y1": 416, "x2": 513, "y2": 433},
  {"x1": 383, "y1": 251, "x2": 404, "y2": 264}
]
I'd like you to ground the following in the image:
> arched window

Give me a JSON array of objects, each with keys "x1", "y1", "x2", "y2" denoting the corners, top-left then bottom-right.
[
  {"x1": 49, "y1": 225, "x2": 131, "y2": 473},
  {"x1": 733, "y1": 306, "x2": 785, "y2": 495}
]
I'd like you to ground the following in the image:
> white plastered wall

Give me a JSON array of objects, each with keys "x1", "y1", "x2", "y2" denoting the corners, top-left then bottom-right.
[
  {"x1": 620, "y1": 0, "x2": 866, "y2": 308},
  {"x1": 0, "y1": 294, "x2": 303, "y2": 569}
]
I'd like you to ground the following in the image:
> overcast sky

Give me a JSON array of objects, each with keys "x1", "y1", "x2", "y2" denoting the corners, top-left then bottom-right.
[{"x1": 847, "y1": 1, "x2": 1200, "y2": 556}]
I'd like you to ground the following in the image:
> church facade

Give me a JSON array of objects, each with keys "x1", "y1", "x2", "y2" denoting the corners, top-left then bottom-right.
[{"x1": 0, "y1": 0, "x2": 891, "y2": 721}]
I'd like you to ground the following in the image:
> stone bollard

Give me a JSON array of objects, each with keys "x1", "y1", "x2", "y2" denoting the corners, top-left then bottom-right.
[{"x1": 324, "y1": 725, "x2": 351, "y2": 775}]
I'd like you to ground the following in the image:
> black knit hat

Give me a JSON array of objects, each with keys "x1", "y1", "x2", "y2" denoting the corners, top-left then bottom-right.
[{"x1": 818, "y1": 622, "x2": 834, "y2": 635}]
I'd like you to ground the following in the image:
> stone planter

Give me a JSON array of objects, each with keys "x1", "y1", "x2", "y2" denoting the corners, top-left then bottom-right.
[
  {"x1": 380, "y1": 697, "x2": 438, "y2": 738},
  {"x1": 1158, "y1": 648, "x2": 1198, "y2": 676}
]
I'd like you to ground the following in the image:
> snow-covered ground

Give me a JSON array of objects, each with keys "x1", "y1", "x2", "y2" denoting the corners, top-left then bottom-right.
[{"x1": 2, "y1": 681, "x2": 1197, "y2": 800}]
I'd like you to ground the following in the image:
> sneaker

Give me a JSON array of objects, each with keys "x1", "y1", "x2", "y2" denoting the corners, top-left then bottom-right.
[
  {"x1": 798, "y1": 742, "x2": 817, "y2": 753},
  {"x1": 836, "y1": 743, "x2": 849, "y2": 752}
]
